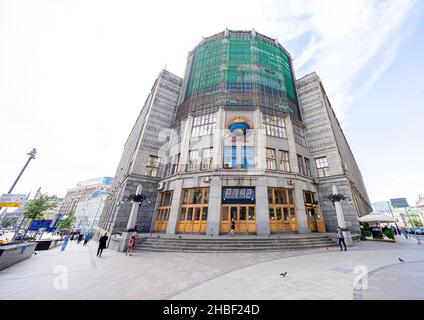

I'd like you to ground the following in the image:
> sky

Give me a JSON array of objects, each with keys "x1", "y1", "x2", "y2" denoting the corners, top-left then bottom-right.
[{"x1": 1, "y1": 0, "x2": 423, "y2": 207}]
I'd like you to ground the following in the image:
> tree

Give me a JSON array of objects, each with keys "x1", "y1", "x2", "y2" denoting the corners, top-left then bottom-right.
[
  {"x1": 23, "y1": 194, "x2": 56, "y2": 221},
  {"x1": 58, "y1": 210, "x2": 77, "y2": 230},
  {"x1": 22, "y1": 194, "x2": 57, "y2": 237},
  {"x1": 1, "y1": 216, "x2": 17, "y2": 228}
]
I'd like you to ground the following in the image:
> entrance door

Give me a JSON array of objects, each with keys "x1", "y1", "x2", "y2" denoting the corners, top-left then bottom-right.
[
  {"x1": 306, "y1": 208, "x2": 318, "y2": 232},
  {"x1": 220, "y1": 205, "x2": 256, "y2": 234}
]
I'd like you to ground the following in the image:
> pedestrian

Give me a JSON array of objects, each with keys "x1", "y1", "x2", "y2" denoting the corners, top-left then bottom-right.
[
  {"x1": 337, "y1": 227, "x2": 347, "y2": 251},
  {"x1": 77, "y1": 233, "x2": 84, "y2": 244},
  {"x1": 83, "y1": 233, "x2": 91, "y2": 246},
  {"x1": 230, "y1": 218, "x2": 236, "y2": 237},
  {"x1": 61, "y1": 234, "x2": 71, "y2": 252},
  {"x1": 401, "y1": 227, "x2": 409, "y2": 239},
  {"x1": 125, "y1": 232, "x2": 137, "y2": 256},
  {"x1": 97, "y1": 233, "x2": 108, "y2": 258}
]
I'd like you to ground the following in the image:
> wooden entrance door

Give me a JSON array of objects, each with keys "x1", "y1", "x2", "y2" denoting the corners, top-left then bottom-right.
[{"x1": 220, "y1": 205, "x2": 256, "y2": 234}]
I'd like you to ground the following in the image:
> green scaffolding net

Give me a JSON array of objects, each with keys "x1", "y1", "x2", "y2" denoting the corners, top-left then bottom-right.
[{"x1": 179, "y1": 35, "x2": 300, "y2": 121}]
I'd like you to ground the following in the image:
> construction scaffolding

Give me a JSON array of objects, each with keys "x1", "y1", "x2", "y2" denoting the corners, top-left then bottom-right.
[{"x1": 175, "y1": 30, "x2": 301, "y2": 123}]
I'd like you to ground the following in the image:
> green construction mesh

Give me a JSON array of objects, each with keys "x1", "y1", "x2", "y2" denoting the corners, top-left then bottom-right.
[{"x1": 180, "y1": 35, "x2": 300, "y2": 121}]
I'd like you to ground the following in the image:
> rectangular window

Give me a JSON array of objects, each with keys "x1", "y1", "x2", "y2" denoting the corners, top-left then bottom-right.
[
  {"x1": 188, "y1": 150, "x2": 200, "y2": 171},
  {"x1": 242, "y1": 147, "x2": 255, "y2": 169},
  {"x1": 266, "y1": 148, "x2": 276, "y2": 170},
  {"x1": 315, "y1": 156, "x2": 330, "y2": 177},
  {"x1": 201, "y1": 148, "x2": 213, "y2": 170},
  {"x1": 279, "y1": 150, "x2": 290, "y2": 172},
  {"x1": 223, "y1": 147, "x2": 237, "y2": 169},
  {"x1": 145, "y1": 155, "x2": 160, "y2": 177},
  {"x1": 297, "y1": 155, "x2": 305, "y2": 176},
  {"x1": 304, "y1": 158, "x2": 311, "y2": 177},
  {"x1": 263, "y1": 115, "x2": 287, "y2": 138},
  {"x1": 293, "y1": 123, "x2": 307, "y2": 147},
  {"x1": 191, "y1": 113, "x2": 217, "y2": 138},
  {"x1": 170, "y1": 154, "x2": 180, "y2": 175}
]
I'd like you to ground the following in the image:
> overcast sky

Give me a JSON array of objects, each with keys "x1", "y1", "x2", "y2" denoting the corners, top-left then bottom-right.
[{"x1": 1, "y1": 0, "x2": 423, "y2": 207}]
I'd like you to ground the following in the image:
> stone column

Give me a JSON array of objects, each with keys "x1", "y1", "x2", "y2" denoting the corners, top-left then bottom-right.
[
  {"x1": 212, "y1": 107, "x2": 224, "y2": 170},
  {"x1": 284, "y1": 115, "x2": 299, "y2": 173},
  {"x1": 333, "y1": 185, "x2": 353, "y2": 246},
  {"x1": 179, "y1": 114, "x2": 194, "y2": 173},
  {"x1": 206, "y1": 176, "x2": 222, "y2": 236},
  {"x1": 253, "y1": 108, "x2": 266, "y2": 173},
  {"x1": 166, "y1": 179, "x2": 183, "y2": 234},
  {"x1": 294, "y1": 182, "x2": 310, "y2": 234},
  {"x1": 118, "y1": 185, "x2": 142, "y2": 252},
  {"x1": 256, "y1": 176, "x2": 271, "y2": 236}
]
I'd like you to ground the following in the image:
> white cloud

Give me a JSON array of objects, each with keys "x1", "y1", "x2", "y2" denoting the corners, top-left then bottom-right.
[
  {"x1": 267, "y1": 0, "x2": 417, "y2": 122},
  {"x1": 0, "y1": 0, "x2": 419, "y2": 198}
]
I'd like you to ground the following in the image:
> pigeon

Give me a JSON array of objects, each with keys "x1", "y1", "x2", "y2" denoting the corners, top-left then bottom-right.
[
  {"x1": 398, "y1": 258, "x2": 405, "y2": 263},
  {"x1": 280, "y1": 272, "x2": 287, "y2": 277}
]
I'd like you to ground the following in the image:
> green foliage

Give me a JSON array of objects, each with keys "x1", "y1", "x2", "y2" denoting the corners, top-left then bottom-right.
[
  {"x1": 382, "y1": 229, "x2": 395, "y2": 240},
  {"x1": 361, "y1": 230, "x2": 372, "y2": 237},
  {"x1": 1, "y1": 217, "x2": 17, "y2": 228},
  {"x1": 411, "y1": 220, "x2": 423, "y2": 228},
  {"x1": 23, "y1": 194, "x2": 57, "y2": 221},
  {"x1": 58, "y1": 210, "x2": 77, "y2": 230}
]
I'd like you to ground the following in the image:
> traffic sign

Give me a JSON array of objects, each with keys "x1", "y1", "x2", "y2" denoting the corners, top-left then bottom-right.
[
  {"x1": 29, "y1": 219, "x2": 53, "y2": 231},
  {"x1": 0, "y1": 194, "x2": 27, "y2": 207}
]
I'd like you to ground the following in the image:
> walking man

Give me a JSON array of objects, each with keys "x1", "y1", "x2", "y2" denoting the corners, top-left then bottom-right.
[
  {"x1": 97, "y1": 233, "x2": 108, "y2": 257},
  {"x1": 83, "y1": 233, "x2": 91, "y2": 246},
  {"x1": 337, "y1": 227, "x2": 347, "y2": 251},
  {"x1": 61, "y1": 234, "x2": 71, "y2": 252}
]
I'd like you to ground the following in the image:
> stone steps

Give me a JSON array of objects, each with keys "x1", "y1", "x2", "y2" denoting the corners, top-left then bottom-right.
[{"x1": 135, "y1": 235, "x2": 336, "y2": 252}]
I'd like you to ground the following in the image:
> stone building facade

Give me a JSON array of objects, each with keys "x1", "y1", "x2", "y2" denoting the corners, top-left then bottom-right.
[
  {"x1": 296, "y1": 73, "x2": 372, "y2": 232},
  {"x1": 97, "y1": 70, "x2": 183, "y2": 236},
  {"x1": 98, "y1": 30, "x2": 372, "y2": 237}
]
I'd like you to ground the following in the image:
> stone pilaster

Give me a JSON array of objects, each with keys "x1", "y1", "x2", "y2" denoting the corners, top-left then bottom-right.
[
  {"x1": 294, "y1": 182, "x2": 310, "y2": 234},
  {"x1": 206, "y1": 176, "x2": 222, "y2": 236},
  {"x1": 166, "y1": 179, "x2": 183, "y2": 234},
  {"x1": 212, "y1": 107, "x2": 224, "y2": 170},
  {"x1": 284, "y1": 115, "x2": 299, "y2": 173},
  {"x1": 179, "y1": 114, "x2": 194, "y2": 173},
  {"x1": 256, "y1": 176, "x2": 271, "y2": 236}
]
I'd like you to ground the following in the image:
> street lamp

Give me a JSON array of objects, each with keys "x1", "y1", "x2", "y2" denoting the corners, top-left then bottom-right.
[
  {"x1": 0, "y1": 148, "x2": 37, "y2": 223},
  {"x1": 323, "y1": 185, "x2": 353, "y2": 246}
]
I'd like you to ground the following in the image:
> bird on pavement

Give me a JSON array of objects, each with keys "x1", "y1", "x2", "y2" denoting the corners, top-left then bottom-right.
[
  {"x1": 398, "y1": 258, "x2": 405, "y2": 262},
  {"x1": 280, "y1": 272, "x2": 287, "y2": 277}
]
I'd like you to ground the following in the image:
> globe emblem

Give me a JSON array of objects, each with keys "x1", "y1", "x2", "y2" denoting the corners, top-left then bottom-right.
[{"x1": 229, "y1": 118, "x2": 251, "y2": 136}]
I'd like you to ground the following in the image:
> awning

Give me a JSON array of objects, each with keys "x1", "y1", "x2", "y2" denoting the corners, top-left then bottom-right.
[{"x1": 359, "y1": 212, "x2": 398, "y2": 223}]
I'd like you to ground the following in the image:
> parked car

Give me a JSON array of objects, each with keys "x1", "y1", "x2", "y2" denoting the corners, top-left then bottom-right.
[
  {"x1": 413, "y1": 228, "x2": 424, "y2": 235},
  {"x1": 14, "y1": 233, "x2": 32, "y2": 241}
]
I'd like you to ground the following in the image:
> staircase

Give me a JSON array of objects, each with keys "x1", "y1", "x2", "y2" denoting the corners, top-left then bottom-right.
[{"x1": 135, "y1": 234, "x2": 336, "y2": 252}]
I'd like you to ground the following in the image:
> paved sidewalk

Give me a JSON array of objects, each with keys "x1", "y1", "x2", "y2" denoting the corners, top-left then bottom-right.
[{"x1": 0, "y1": 237, "x2": 422, "y2": 299}]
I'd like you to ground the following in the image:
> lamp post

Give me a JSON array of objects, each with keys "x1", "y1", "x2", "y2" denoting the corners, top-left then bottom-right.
[
  {"x1": 324, "y1": 185, "x2": 353, "y2": 246},
  {"x1": 0, "y1": 148, "x2": 37, "y2": 223},
  {"x1": 117, "y1": 184, "x2": 149, "y2": 252}
]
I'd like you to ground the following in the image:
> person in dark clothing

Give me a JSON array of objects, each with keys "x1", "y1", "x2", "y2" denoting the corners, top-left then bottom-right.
[
  {"x1": 83, "y1": 233, "x2": 92, "y2": 246},
  {"x1": 77, "y1": 234, "x2": 84, "y2": 244},
  {"x1": 337, "y1": 227, "x2": 347, "y2": 251},
  {"x1": 97, "y1": 233, "x2": 108, "y2": 257},
  {"x1": 230, "y1": 218, "x2": 236, "y2": 237}
]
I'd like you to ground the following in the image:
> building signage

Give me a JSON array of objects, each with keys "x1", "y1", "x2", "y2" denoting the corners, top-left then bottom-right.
[
  {"x1": 222, "y1": 187, "x2": 255, "y2": 204},
  {"x1": 0, "y1": 194, "x2": 27, "y2": 207},
  {"x1": 29, "y1": 219, "x2": 53, "y2": 231},
  {"x1": 390, "y1": 198, "x2": 409, "y2": 208}
]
